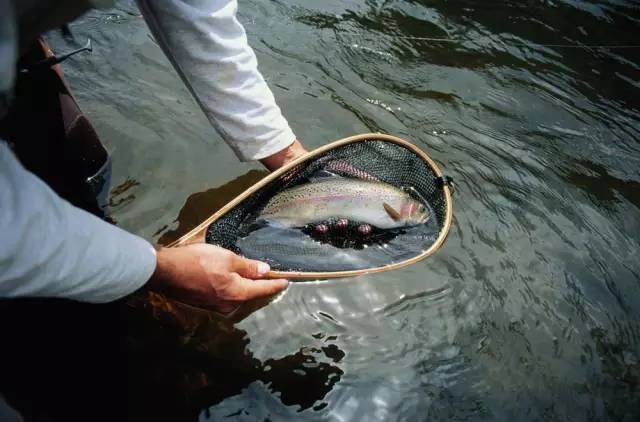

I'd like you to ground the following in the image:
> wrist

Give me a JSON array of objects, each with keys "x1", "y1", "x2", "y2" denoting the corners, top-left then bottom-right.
[
  {"x1": 147, "y1": 246, "x2": 172, "y2": 290},
  {"x1": 260, "y1": 138, "x2": 307, "y2": 171}
]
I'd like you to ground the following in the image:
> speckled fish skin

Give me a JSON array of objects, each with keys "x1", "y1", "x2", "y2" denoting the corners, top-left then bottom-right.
[{"x1": 258, "y1": 178, "x2": 429, "y2": 229}]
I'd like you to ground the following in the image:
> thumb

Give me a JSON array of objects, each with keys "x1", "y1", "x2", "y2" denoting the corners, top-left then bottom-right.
[{"x1": 232, "y1": 255, "x2": 271, "y2": 279}]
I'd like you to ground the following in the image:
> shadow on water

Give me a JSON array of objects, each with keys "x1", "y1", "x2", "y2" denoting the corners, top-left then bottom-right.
[
  {"x1": 157, "y1": 170, "x2": 268, "y2": 245},
  {"x1": 125, "y1": 294, "x2": 345, "y2": 420}
]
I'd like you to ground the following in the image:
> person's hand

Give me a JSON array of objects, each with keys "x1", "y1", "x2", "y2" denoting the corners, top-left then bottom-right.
[
  {"x1": 260, "y1": 138, "x2": 307, "y2": 171},
  {"x1": 146, "y1": 244, "x2": 288, "y2": 313}
]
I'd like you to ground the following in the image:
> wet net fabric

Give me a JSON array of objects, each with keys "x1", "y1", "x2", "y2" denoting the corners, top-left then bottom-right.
[{"x1": 205, "y1": 138, "x2": 449, "y2": 273}]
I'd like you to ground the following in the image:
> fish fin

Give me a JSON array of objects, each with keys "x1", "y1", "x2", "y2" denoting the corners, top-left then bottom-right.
[
  {"x1": 248, "y1": 219, "x2": 270, "y2": 231},
  {"x1": 252, "y1": 217, "x2": 283, "y2": 228},
  {"x1": 262, "y1": 218, "x2": 291, "y2": 229},
  {"x1": 383, "y1": 202, "x2": 402, "y2": 221}
]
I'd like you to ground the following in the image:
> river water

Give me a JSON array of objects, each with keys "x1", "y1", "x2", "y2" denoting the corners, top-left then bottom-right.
[{"x1": 46, "y1": 0, "x2": 640, "y2": 420}]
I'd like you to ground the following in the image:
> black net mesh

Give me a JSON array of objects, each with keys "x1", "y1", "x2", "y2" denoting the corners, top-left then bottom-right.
[{"x1": 205, "y1": 138, "x2": 449, "y2": 273}]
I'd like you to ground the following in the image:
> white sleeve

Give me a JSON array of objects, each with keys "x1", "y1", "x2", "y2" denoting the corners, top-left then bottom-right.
[
  {"x1": 137, "y1": 0, "x2": 296, "y2": 162},
  {"x1": 0, "y1": 141, "x2": 157, "y2": 303}
]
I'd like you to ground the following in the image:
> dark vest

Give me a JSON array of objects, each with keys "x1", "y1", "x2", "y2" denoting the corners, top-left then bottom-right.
[{"x1": 2, "y1": 1, "x2": 113, "y2": 215}]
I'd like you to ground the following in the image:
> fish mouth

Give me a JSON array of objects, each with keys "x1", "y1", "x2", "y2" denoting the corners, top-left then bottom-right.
[{"x1": 413, "y1": 210, "x2": 430, "y2": 225}]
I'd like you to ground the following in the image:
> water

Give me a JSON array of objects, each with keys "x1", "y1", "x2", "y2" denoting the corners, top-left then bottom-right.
[{"x1": 44, "y1": 0, "x2": 640, "y2": 420}]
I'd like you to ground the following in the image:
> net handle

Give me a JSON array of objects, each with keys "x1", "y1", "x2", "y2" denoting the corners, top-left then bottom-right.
[{"x1": 167, "y1": 133, "x2": 453, "y2": 279}]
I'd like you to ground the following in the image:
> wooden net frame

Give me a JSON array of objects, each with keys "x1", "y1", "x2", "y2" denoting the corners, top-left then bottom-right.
[{"x1": 169, "y1": 133, "x2": 453, "y2": 279}]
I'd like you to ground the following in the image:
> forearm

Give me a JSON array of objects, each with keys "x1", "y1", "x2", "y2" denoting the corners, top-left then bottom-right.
[
  {"x1": 0, "y1": 142, "x2": 156, "y2": 303},
  {"x1": 137, "y1": 0, "x2": 296, "y2": 161}
]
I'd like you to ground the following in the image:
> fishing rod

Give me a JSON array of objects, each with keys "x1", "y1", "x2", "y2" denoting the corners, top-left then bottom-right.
[
  {"x1": 20, "y1": 38, "x2": 93, "y2": 73},
  {"x1": 372, "y1": 34, "x2": 640, "y2": 49},
  {"x1": 342, "y1": 32, "x2": 640, "y2": 50}
]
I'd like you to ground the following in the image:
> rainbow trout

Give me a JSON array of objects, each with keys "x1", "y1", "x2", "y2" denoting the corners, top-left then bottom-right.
[{"x1": 258, "y1": 178, "x2": 429, "y2": 229}]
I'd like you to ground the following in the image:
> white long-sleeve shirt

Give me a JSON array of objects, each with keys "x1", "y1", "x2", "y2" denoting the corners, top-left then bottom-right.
[
  {"x1": 138, "y1": 0, "x2": 296, "y2": 161},
  {"x1": 0, "y1": 0, "x2": 296, "y2": 302}
]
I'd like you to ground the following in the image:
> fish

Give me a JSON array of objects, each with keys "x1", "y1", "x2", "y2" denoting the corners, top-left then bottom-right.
[{"x1": 257, "y1": 178, "x2": 430, "y2": 229}]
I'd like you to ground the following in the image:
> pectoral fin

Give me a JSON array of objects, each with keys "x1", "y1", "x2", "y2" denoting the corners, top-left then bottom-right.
[{"x1": 383, "y1": 202, "x2": 401, "y2": 221}]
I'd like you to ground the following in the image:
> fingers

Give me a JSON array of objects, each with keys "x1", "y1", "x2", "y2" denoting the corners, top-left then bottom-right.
[
  {"x1": 315, "y1": 223, "x2": 329, "y2": 234},
  {"x1": 335, "y1": 218, "x2": 349, "y2": 230},
  {"x1": 228, "y1": 274, "x2": 289, "y2": 301},
  {"x1": 358, "y1": 224, "x2": 372, "y2": 235},
  {"x1": 231, "y1": 255, "x2": 271, "y2": 279}
]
